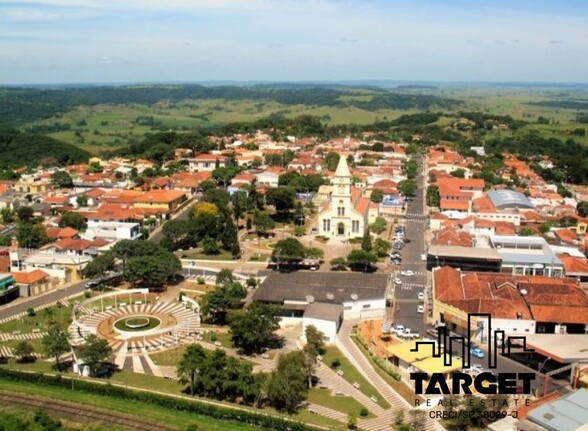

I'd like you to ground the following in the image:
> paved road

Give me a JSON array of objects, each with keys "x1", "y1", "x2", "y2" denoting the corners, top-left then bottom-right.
[
  {"x1": 148, "y1": 197, "x2": 198, "y2": 243},
  {"x1": 393, "y1": 154, "x2": 428, "y2": 337},
  {"x1": 0, "y1": 281, "x2": 86, "y2": 321}
]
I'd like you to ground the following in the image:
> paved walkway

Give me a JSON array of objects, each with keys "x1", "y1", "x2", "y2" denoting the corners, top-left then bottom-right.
[{"x1": 336, "y1": 320, "x2": 437, "y2": 431}]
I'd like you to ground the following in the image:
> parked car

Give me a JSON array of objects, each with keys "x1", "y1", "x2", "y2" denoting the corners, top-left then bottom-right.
[
  {"x1": 417, "y1": 304, "x2": 425, "y2": 314},
  {"x1": 85, "y1": 280, "x2": 100, "y2": 289},
  {"x1": 393, "y1": 277, "x2": 402, "y2": 285},
  {"x1": 470, "y1": 347, "x2": 485, "y2": 359},
  {"x1": 417, "y1": 292, "x2": 424, "y2": 301},
  {"x1": 401, "y1": 270, "x2": 415, "y2": 276},
  {"x1": 393, "y1": 325, "x2": 405, "y2": 335}
]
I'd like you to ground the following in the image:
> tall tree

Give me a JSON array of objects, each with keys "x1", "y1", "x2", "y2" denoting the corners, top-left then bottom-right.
[
  {"x1": 229, "y1": 302, "x2": 281, "y2": 355},
  {"x1": 324, "y1": 152, "x2": 340, "y2": 171},
  {"x1": 177, "y1": 343, "x2": 207, "y2": 395},
  {"x1": 16, "y1": 206, "x2": 34, "y2": 223},
  {"x1": 58, "y1": 211, "x2": 87, "y2": 231},
  {"x1": 78, "y1": 334, "x2": 112, "y2": 377},
  {"x1": 51, "y1": 171, "x2": 74, "y2": 188},
  {"x1": 265, "y1": 187, "x2": 296, "y2": 214},
  {"x1": 41, "y1": 324, "x2": 70, "y2": 369},
  {"x1": 267, "y1": 351, "x2": 310, "y2": 413},
  {"x1": 83, "y1": 251, "x2": 115, "y2": 280},
  {"x1": 253, "y1": 210, "x2": 275, "y2": 235},
  {"x1": 361, "y1": 229, "x2": 372, "y2": 252},
  {"x1": 17, "y1": 223, "x2": 49, "y2": 249},
  {"x1": 271, "y1": 238, "x2": 306, "y2": 268}
]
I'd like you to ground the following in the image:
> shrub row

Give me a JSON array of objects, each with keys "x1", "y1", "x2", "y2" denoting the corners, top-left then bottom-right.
[{"x1": 0, "y1": 368, "x2": 322, "y2": 431}]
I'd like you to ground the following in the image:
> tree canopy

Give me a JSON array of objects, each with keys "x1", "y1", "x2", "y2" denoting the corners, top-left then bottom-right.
[{"x1": 229, "y1": 302, "x2": 281, "y2": 355}]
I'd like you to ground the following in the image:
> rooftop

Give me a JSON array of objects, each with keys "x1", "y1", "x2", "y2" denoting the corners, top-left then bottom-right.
[
  {"x1": 252, "y1": 272, "x2": 388, "y2": 305},
  {"x1": 527, "y1": 389, "x2": 588, "y2": 431},
  {"x1": 488, "y1": 189, "x2": 534, "y2": 209}
]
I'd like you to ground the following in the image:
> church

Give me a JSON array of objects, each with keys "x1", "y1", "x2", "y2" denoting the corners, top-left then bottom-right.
[{"x1": 317, "y1": 156, "x2": 376, "y2": 239}]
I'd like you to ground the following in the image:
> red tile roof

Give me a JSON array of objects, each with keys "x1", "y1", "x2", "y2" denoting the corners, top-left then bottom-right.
[{"x1": 11, "y1": 269, "x2": 49, "y2": 285}]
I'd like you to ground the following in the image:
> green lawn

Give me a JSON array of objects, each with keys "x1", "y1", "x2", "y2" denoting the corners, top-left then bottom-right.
[
  {"x1": 308, "y1": 387, "x2": 372, "y2": 418},
  {"x1": 0, "y1": 304, "x2": 73, "y2": 334},
  {"x1": 320, "y1": 346, "x2": 390, "y2": 409},
  {"x1": 179, "y1": 249, "x2": 235, "y2": 261},
  {"x1": 248, "y1": 253, "x2": 270, "y2": 262}
]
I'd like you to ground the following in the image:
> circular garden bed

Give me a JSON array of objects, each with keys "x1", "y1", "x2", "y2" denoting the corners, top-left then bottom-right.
[{"x1": 114, "y1": 316, "x2": 161, "y2": 332}]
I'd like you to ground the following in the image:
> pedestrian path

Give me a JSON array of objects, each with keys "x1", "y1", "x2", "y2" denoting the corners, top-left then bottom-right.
[{"x1": 0, "y1": 331, "x2": 48, "y2": 341}]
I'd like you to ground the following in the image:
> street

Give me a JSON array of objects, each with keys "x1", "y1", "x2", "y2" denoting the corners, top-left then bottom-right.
[
  {"x1": 0, "y1": 280, "x2": 87, "y2": 321},
  {"x1": 393, "y1": 154, "x2": 428, "y2": 337}
]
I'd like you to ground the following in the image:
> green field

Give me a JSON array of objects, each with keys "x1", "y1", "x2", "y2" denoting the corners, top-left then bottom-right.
[{"x1": 16, "y1": 85, "x2": 588, "y2": 156}]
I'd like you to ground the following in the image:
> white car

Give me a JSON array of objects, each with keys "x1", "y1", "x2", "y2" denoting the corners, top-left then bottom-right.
[
  {"x1": 393, "y1": 277, "x2": 402, "y2": 285},
  {"x1": 402, "y1": 328, "x2": 412, "y2": 337},
  {"x1": 393, "y1": 325, "x2": 405, "y2": 335},
  {"x1": 417, "y1": 292, "x2": 425, "y2": 300},
  {"x1": 401, "y1": 270, "x2": 415, "y2": 277},
  {"x1": 417, "y1": 304, "x2": 424, "y2": 314}
]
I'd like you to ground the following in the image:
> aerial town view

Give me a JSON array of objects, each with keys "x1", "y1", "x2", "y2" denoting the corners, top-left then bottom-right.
[{"x1": 0, "y1": 1, "x2": 587, "y2": 431}]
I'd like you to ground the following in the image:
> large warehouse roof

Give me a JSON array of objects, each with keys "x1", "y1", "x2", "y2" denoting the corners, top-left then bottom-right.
[{"x1": 488, "y1": 189, "x2": 534, "y2": 209}]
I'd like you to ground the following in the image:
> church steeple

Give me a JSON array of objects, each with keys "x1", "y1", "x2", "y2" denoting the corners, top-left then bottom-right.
[
  {"x1": 335, "y1": 154, "x2": 351, "y2": 178},
  {"x1": 332, "y1": 154, "x2": 351, "y2": 200}
]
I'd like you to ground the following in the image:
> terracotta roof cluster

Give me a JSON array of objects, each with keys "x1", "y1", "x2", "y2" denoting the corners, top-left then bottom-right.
[
  {"x1": 434, "y1": 266, "x2": 588, "y2": 324},
  {"x1": 432, "y1": 228, "x2": 473, "y2": 247}
]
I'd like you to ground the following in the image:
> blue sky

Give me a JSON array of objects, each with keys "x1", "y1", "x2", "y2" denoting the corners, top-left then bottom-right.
[{"x1": 0, "y1": 0, "x2": 587, "y2": 84}]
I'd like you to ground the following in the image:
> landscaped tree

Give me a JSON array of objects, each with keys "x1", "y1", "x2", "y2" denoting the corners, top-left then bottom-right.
[
  {"x1": 51, "y1": 171, "x2": 74, "y2": 188},
  {"x1": 58, "y1": 211, "x2": 87, "y2": 231},
  {"x1": 426, "y1": 185, "x2": 440, "y2": 207},
  {"x1": 76, "y1": 194, "x2": 88, "y2": 207},
  {"x1": 14, "y1": 341, "x2": 35, "y2": 362},
  {"x1": 370, "y1": 217, "x2": 387, "y2": 234},
  {"x1": 267, "y1": 351, "x2": 310, "y2": 413},
  {"x1": 265, "y1": 187, "x2": 296, "y2": 215},
  {"x1": 0, "y1": 208, "x2": 15, "y2": 224},
  {"x1": 271, "y1": 238, "x2": 305, "y2": 268},
  {"x1": 124, "y1": 251, "x2": 181, "y2": 289},
  {"x1": 303, "y1": 325, "x2": 325, "y2": 388},
  {"x1": 162, "y1": 219, "x2": 190, "y2": 249},
  {"x1": 17, "y1": 223, "x2": 49, "y2": 249},
  {"x1": 370, "y1": 189, "x2": 384, "y2": 203},
  {"x1": 330, "y1": 257, "x2": 348, "y2": 270},
  {"x1": 218, "y1": 213, "x2": 239, "y2": 252},
  {"x1": 324, "y1": 152, "x2": 340, "y2": 171},
  {"x1": 577, "y1": 201, "x2": 588, "y2": 217},
  {"x1": 398, "y1": 179, "x2": 417, "y2": 196},
  {"x1": 229, "y1": 302, "x2": 281, "y2": 355},
  {"x1": 201, "y1": 281, "x2": 247, "y2": 325},
  {"x1": 177, "y1": 343, "x2": 207, "y2": 395},
  {"x1": 215, "y1": 269, "x2": 234, "y2": 286},
  {"x1": 201, "y1": 237, "x2": 220, "y2": 255},
  {"x1": 450, "y1": 168, "x2": 466, "y2": 178},
  {"x1": 83, "y1": 251, "x2": 115, "y2": 280},
  {"x1": 374, "y1": 238, "x2": 391, "y2": 257},
  {"x1": 41, "y1": 323, "x2": 70, "y2": 369},
  {"x1": 305, "y1": 247, "x2": 324, "y2": 260},
  {"x1": 231, "y1": 191, "x2": 247, "y2": 225},
  {"x1": 347, "y1": 249, "x2": 377, "y2": 272},
  {"x1": 253, "y1": 210, "x2": 275, "y2": 235},
  {"x1": 16, "y1": 206, "x2": 34, "y2": 223},
  {"x1": 78, "y1": 334, "x2": 112, "y2": 377},
  {"x1": 361, "y1": 229, "x2": 372, "y2": 252}
]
